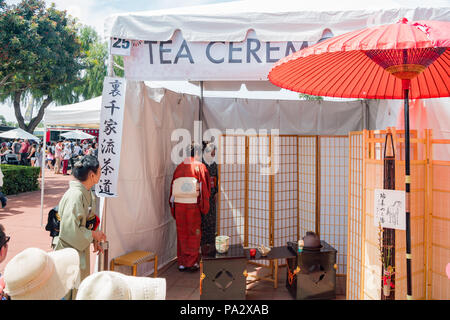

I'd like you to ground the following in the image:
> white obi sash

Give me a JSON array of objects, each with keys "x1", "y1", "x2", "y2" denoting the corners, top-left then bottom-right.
[{"x1": 172, "y1": 177, "x2": 200, "y2": 204}]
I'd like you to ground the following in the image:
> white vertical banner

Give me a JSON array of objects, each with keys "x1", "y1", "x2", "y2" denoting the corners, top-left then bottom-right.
[{"x1": 95, "y1": 77, "x2": 127, "y2": 198}]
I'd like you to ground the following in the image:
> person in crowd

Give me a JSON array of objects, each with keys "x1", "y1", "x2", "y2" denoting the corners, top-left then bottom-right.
[
  {"x1": 54, "y1": 155, "x2": 106, "y2": 300},
  {"x1": 35, "y1": 144, "x2": 43, "y2": 178},
  {"x1": 27, "y1": 143, "x2": 37, "y2": 167},
  {"x1": 70, "y1": 143, "x2": 81, "y2": 170},
  {"x1": 0, "y1": 224, "x2": 9, "y2": 300},
  {"x1": 82, "y1": 140, "x2": 89, "y2": 153},
  {"x1": 92, "y1": 143, "x2": 98, "y2": 158},
  {"x1": 201, "y1": 142, "x2": 218, "y2": 248},
  {"x1": 76, "y1": 271, "x2": 166, "y2": 300},
  {"x1": 50, "y1": 142, "x2": 56, "y2": 167},
  {"x1": 0, "y1": 167, "x2": 7, "y2": 208},
  {"x1": 46, "y1": 149, "x2": 54, "y2": 170},
  {"x1": 19, "y1": 139, "x2": 30, "y2": 165},
  {"x1": 73, "y1": 143, "x2": 81, "y2": 158},
  {"x1": 84, "y1": 143, "x2": 93, "y2": 156},
  {"x1": 0, "y1": 143, "x2": 8, "y2": 155},
  {"x1": 62, "y1": 142, "x2": 72, "y2": 175},
  {"x1": 12, "y1": 139, "x2": 21, "y2": 161},
  {"x1": 54, "y1": 141, "x2": 63, "y2": 174},
  {"x1": 0, "y1": 143, "x2": 11, "y2": 163},
  {"x1": 169, "y1": 143, "x2": 210, "y2": 272},
  {"x1": 2, "y1": 247, "x2": 80, "y2": 300}
]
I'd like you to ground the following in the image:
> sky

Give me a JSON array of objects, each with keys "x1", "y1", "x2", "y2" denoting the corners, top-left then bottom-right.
[{"x1": 0, "y1": 0, "x2": 235, "y2": 122}]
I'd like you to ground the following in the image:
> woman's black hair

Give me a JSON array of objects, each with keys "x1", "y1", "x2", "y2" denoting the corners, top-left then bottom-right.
[
  {"x1": 187, "y1": 143, "x2": 202, "y2": 158},
  {"x1": 72, "y1": 155, "x2": 99, "y2": 181},
  {"x1": 0, "y1": 224, "x2": 6, "y2": 248}
]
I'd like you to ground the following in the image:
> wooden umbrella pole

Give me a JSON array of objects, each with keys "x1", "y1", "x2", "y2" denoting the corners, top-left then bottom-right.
[{"x1": 404, "y1": 86, "x2": 413, "y2": 300}]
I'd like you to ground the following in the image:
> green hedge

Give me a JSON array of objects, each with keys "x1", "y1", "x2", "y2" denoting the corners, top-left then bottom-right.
[{"x1": 0, "y1": 164, "x2": 40, "y2": 195}]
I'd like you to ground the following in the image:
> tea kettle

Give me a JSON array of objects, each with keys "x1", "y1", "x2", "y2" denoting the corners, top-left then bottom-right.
[{"x1": 302, "y1": 231, "x2": 322, "y2": 251}]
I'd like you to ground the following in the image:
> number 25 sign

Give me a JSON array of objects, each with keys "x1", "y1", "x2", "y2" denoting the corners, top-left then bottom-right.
[{"x1": 110, "y1": 38, "x2": 131, "y2": 56}]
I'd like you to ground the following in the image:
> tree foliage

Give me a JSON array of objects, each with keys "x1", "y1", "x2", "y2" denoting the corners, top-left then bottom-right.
[
  {"x1": 50, "y1": 25, "x2": 108, "y2": 104},
  {"x1": 0, "y1": 0, "x2": 84, "y2": 133}
]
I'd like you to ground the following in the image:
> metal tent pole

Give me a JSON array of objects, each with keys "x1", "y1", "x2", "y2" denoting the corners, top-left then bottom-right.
[
  {"x1": 40, "y1": 124, "x2": 47, "y2": 227},
  {"x1": 199, "y1": 81, "x2": 204, "y2": 140}
]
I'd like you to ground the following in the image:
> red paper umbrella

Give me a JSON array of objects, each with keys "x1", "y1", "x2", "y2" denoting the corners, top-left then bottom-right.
[
  {"x1": 269, "y1": 18, "x2": 450, "y2": 300},
  {"x1": 269, "y1": 19, "x2": 450, "y2": 99}
]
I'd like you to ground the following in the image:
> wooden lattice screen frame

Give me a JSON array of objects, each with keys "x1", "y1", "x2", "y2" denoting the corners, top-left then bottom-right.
[
  {"x1": 218, "y1": 134, "x2": 349, "y2": 277},
  {"x1": 347, "y1": 128, "x2": 450, "y2": 300}
]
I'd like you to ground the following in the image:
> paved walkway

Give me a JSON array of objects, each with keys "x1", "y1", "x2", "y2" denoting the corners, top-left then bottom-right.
[{"x1": 0, "y1": 168, "x2": 99, "y2": 273}]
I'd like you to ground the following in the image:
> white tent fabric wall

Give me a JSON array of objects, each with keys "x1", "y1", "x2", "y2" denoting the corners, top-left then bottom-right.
[
  {"x1": 202, "y1": 97, "x2": 366, "y2": 135},
  {"x1": 103, "y1": 81, "x2": 199, "y2": 276}
]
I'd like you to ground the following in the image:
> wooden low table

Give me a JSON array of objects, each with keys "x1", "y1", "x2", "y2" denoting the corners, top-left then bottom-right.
[
  {"x1": 200, "y1": 244, "x2": 247, "y2": 300},
  {"x1": 244, "y1": 246, "x2": 296, "y2": 289}
]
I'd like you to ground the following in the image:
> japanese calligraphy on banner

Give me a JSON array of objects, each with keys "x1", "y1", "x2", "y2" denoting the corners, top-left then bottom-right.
[
  {"x1": 373, "y1": 189, "x2": 406, "y2": 230},
  {"x1": 123, "y1": 30, "x2": 309, "y2": 81},
  {"x1": 95, "y1": 77, "x2": 126, "y2": 198}
]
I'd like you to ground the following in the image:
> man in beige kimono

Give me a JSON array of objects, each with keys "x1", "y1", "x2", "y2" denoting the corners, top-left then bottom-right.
[{"x1": 54, "y1": 155, "x2": 106, "y2": 300}]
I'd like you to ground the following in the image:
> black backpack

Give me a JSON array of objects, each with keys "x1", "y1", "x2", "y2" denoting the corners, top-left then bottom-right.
[{"x1": 45, "y1": 206, "x2": 60, "y2": 238}]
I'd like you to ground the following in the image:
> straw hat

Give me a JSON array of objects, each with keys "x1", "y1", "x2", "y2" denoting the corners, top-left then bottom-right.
[
  {"x1": 3, "y1": 248, "x2": 80, "y2": 300},
  {"x1": 76, "y1": 271, "x2": 166, "y2": 300}
]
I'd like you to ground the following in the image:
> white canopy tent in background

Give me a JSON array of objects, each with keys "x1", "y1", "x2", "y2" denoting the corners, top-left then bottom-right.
[
  {"x1": 43, "y1": 0, "x2": 450, "y2": 277},
  {"x1": 60, "y1": 130, "x2": 96, "y2": 140},
  {"x1": 0, "y1": 127, "x2": 40, "y2": 142},
  {"x1": 44, "y1": 96, "x2": 101, "y2": 128}
]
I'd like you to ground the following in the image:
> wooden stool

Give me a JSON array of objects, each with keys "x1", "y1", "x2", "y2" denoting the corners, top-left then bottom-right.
[{"x1": 110, "y1": 251, "x2": 158, "y2": 277}]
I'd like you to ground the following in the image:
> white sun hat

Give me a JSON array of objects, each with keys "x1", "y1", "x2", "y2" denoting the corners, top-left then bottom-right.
[
  {"x1": 3, "y1": 247, "x2": 80, "y2": 300},
  {"x1": 76, "y1": 271, "x2": 166, "y2": 300}
]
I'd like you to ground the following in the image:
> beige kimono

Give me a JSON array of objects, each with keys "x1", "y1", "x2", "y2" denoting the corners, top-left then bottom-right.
[{"x1": 54, "y1": 180, "x2": 96, "y2": 291}]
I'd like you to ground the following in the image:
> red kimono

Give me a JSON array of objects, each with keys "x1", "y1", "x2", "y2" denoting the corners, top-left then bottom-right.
[{"x1": 169, "y1": 157, "x2": 210, "y2": 267}]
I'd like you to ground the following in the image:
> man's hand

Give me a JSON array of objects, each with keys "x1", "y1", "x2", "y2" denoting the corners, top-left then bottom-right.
[{"x1": 92, "y1": 230, "x2": 106, "y2": 242}]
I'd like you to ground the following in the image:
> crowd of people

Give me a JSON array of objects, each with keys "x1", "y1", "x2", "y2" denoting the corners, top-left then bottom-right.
[
  {"x1": 0, "y1": 138, "x2": 98, "y2": 177},
  {"x1": 0, "y1": 139, "x2": 42, "y2": 168},
  {"x1": 46, "y1": 140, "x2": 98, "y2": 175}
]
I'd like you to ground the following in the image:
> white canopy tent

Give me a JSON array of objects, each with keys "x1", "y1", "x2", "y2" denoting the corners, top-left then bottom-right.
[
  {"x1": 43, "y1": 0, "x2": 450, "y2": 278},
  {"x1": 0, "y1": 128, "x2": 40, "y2": 142},
  {"x1": 60, "y1": 130, "x2": 96, "y2": 140},
  {"x1": 44, "y1": 96, "x2": 101, "y2": 128}
]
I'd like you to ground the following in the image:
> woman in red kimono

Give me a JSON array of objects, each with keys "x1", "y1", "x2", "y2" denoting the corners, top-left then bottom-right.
[{"x1": 169, "y1": 144, "x2": 210, "y2": 272}]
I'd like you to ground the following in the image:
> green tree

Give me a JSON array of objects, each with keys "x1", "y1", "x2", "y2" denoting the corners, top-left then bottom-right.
[
  {"x1": 0, "y1": 0, "x2": 84, "y2": 133},
  {"x1": 0, "y1": 114, "x2": 6, "y2": 125},
  {"x1": 51, "y1": 25, "x2": 124, "y2": 104}
]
